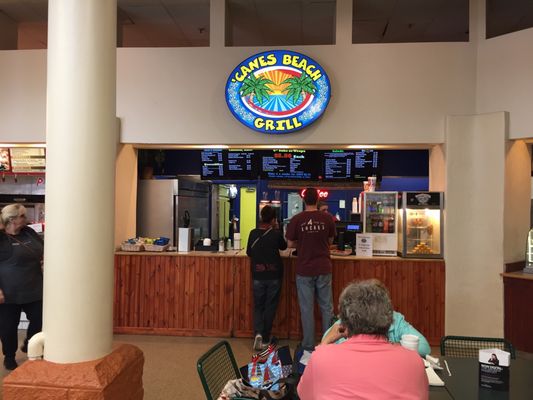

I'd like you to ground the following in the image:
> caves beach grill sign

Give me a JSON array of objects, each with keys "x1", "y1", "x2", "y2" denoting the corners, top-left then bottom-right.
[{"x1": 226, "y1": 50, "x2": 331, "y2": 134}]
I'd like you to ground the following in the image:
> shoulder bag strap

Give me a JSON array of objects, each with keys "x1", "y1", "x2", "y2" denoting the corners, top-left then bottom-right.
[{"x1": 250, "y1": 227, "x2": 273, "y2": 249}]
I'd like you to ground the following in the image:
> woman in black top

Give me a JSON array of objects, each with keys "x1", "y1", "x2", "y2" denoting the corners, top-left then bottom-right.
[
  {"x1": 0, "y1": 204, "x2": 44, "y2": 370},
  {"x1": 246, "y1": 205, "x2": 287, "y2": 351}
]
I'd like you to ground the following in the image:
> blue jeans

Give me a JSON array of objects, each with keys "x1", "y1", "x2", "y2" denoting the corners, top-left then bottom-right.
[
  {"x1": 296, "y1": 274, "x2": 333, "y2": 351},
  {"x1": 253, "y1": 279, "x2": 282, "y2": 342}
]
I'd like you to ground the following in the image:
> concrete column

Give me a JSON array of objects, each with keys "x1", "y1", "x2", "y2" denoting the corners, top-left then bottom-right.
[
  {"x1": 445, "y1": 112, "x2": 506, "y2": 337},
  {"x1": 335, "y1": 0, "x2": 352, "y2": 47},
  {"x1": 44, "y1": 0, "x2": 117, "y2": 363},
  {"x1": 115, "y1": 144, "x2": 138, "y2": 247},
  {"x1": 429, "y1": 145, "x2": 446, "y2": 192},
  {"x1": 210, "y1": 0, "x2": 226, "y2": 48}
]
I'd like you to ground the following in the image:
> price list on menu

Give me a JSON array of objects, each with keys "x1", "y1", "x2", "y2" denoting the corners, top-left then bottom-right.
[
  {"x1": 226, "y1": 149, "x2": 255, "y2": 178},
  {"x1": 261, "y1": 150, "x2": 314, "y2": 179},
  {"x1": 201, "y1": 149, "x2": 224, "y2": 179},
  {"x1": 354, "y1": 150, "x2": 378, "y2": 169},
  {"x1": 9, "y1": 148, "x2": 45, "y2": 173},
  {"x1": 323, "y1": 151, "x2": 353, "y2": 180}
]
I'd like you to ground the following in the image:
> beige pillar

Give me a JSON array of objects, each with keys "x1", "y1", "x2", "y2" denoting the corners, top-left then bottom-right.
[
  {"x1": 445, "y1": 112, "x2": 506, "y2": 337},
  {"x1": 44, "y1": 0, "x2": 117, "y2": 363},
  {"x1": 429, "y1": 145, "x2": 446, "y2": 192},
  {"x1": 210, "y1": 0, "x2": 226, "y2": 48},
  {"x1": 115, "y1": 144, "x2": 138, "y2": 247},
  {"x1": 335, "y1": 0, "x2": 352, "y2": 47}
]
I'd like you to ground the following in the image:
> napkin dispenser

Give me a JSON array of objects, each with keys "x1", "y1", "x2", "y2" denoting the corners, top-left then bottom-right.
[
  {"x1": 178, "y1": 227, "x2": 193, "y2": 252},
  {"x1": 194, "y1": 239, "x2": 219, "y2": 252}
]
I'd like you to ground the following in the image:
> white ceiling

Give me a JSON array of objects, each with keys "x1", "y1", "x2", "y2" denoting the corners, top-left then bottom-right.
[{"x1": 0, "y1": 0, "x2": 530, "y2": 49}]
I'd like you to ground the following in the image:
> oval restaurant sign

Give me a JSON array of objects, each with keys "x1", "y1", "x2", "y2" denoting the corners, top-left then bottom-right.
[{"x1": 225, "y1": 50, "x2": 331, "y2": 134}]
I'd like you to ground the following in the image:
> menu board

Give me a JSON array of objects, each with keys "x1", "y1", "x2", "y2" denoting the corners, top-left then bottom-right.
[
  {"x1": 225, "y1": 149, "x2": 256, "y2": 179},
  {"x1": 200, "y1": 149, "x2": 224, "y2": 179},
  {"x1": 259, "y1": 149, "x2": 317, "y2": 180},
  {"x1": 200, "y1": 149, "x2": 257, "y2": 180},
  {"x1": 0, "y1": 148, "x2": 11, "y2": 172},
  {"x1": 9, "y1": 148, "x2": 45, "y2": 173},
  {"x1": 323, "y1": 150, "x2": 354, "y2": 180},
  {"x1": 353, "y1": 149, "x2": 380, "y2": 181}
]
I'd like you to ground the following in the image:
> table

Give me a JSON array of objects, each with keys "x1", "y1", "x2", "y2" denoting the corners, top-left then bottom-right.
[{"x1": 436, "y1": 357, "x2": 533, "y2": 399}]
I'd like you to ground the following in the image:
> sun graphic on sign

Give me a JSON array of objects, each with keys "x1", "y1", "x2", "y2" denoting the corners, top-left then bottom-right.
[{"x1": 240, "y1": 68, "x2": 316, "y2": 117}]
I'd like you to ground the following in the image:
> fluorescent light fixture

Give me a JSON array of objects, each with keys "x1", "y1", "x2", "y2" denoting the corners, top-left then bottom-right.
[
  {"x1": 193, "y1": 145, "x2": 229, "y2": 149},
  {"x1": 0, "y1": 143, "x2": 46, "y2": 148},
  {"x1": 347, "y1": 145, "x2": 378, "y2": 149}
]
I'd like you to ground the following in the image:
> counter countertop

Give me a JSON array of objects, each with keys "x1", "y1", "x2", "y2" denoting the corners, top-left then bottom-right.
[
  {"x1": 501, "y1": 271, "x2": 533, "y2": 281},
  {"x1": 115, "y1": 249, "x2": 444, "y2": 262}
]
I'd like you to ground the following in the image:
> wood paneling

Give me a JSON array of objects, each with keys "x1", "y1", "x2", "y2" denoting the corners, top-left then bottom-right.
[
  {"x1": 503, "y1": 275, "x2": 533, "y2": 353},
  {"x1": 114, "y1": 254, "x2": 445, "y2": 345},
  {"x1": 114, "y1": 255, "x2": 233, "y2": 336}
]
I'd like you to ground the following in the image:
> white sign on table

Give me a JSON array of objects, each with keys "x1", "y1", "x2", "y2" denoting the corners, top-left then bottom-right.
[{"x1": 356, "y1": 234, "x2": 373, "y2": 257}]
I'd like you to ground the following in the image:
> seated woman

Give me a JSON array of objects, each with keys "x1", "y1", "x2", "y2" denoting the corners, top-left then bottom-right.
[
  {"x1": 298, "y1": 279, "x2": 428, "y2": 399},
  {"x1": 322, "y1": 310, "x2": 431, "y2": 357}
]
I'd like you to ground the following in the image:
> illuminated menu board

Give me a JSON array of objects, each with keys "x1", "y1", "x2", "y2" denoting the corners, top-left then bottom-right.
[
  {"x1": 9, "y1": 148, "x2": 45, "y2": 173},
  {"x1": 200, "y1": 149, "x2": 224, "y2": 179},
  {"x1": 323, "y1": 150, "x2": 354, "y2": 180},
  {"x1": 225, "y1": 149, "x2": 256, "y2": 179},
  {"x1": 353, "y1": 149, "x2": 380, "y2": 181},
  {"x1": 200, "y1": 149, "x2": 257, "y2": 180},
  {"x1": 259, "y1": 149, "x2": 317, "y2": 180},
  {"x1": 0, "y1": 148, "x2": 10, "y2": 172}
]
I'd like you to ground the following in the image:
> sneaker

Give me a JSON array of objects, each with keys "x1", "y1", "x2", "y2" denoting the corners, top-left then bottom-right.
[
  {"x1": 3, "y1": 357, "x2": 17, "y2": 370},
  {"x1": 253, "y1": 334, "x2": 263, "y2": 351}
]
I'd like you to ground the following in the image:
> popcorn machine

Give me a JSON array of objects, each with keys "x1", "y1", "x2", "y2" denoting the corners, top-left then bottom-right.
[{"x1": 398, "y1": 192, "x2": 444, "y2": 258}]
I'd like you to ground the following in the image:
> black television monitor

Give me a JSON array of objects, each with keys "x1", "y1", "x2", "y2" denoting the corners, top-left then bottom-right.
[
  {"x1": 200, "y1": 149, "x2": 224, "y2": 180},
  {"x1": 322, "y1": 150, "x2": 355, "y2": 181},
  {"x1": 200, "y1": 149, "x2": 257, "y2": 180},
  {"x1": 353, "y1": 149, "x2": 381, "y2": 181},
  {"x1": 258, "y1": 149, "x2": 318, "y2": 180},
  {"x1": 225, "y1": 148, "x2": 257, "y2": 180}
]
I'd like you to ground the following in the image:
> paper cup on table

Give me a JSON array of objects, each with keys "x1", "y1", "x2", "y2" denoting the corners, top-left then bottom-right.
[{"x1": 400, "y1": 334, "x2": 419, "y2": 351}]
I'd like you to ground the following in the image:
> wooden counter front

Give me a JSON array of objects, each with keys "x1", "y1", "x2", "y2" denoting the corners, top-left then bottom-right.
[
  {"x1": 114, "y1": 252, "x2": 445, "y2": 345},
  {"x1": 502, "y1": 271, "x2": 533, "y2": 353}
]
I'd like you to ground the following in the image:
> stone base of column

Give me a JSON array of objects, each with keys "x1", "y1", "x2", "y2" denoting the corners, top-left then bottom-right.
[{"x1": 2, "y1": 344, "x2": 144, "y2": 400}]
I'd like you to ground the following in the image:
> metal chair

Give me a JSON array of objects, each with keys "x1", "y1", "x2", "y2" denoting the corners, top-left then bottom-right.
[
  {"x1": 440, "y1": 335, "x2": 516, "y2": 359},
  {"x1": 197, "y1": 340, "x2": 248, "y2": 400}
]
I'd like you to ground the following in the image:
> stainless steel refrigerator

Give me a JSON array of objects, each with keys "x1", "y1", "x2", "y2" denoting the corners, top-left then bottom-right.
[{"x1": 137, "y1": 178, "x2": 210, "y2": 247}]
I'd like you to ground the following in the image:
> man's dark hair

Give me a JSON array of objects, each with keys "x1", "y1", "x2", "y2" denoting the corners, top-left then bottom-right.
[
  {"x1": 303, "y1": 187, "x2": 318, "y2": 206},
  {"x1": 260, "y1": 205, "x2": 276, "y2": 223}
]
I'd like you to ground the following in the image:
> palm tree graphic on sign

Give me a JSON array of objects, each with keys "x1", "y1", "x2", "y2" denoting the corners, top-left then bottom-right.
[
  {"x1": 281, "y1": 72, "x2": 316, "y2": 104},
  {"x1": 240, "y1": 74, "x2": 274, "y2": 106},
  {"x1": 240, "y1": 70, "x2": 317, "y2": 116}
]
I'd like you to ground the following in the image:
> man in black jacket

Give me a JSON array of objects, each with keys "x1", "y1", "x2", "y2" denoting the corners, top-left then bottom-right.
[{"x1": 246, "y1": 205, "x2": 287, "y2": 351}]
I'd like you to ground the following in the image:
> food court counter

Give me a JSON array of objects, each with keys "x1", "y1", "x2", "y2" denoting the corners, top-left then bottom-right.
[
  {"x1": 114, "y1": 251, "x2": 445, "y2": 345},
  {"x1": 502, "y1": 269, "x2": 533, "y2": 353}
]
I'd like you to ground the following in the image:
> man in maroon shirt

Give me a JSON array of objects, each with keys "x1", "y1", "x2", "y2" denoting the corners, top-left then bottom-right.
[{"x1": 286, "y1": 188, "x2": 336, "y2": 351}]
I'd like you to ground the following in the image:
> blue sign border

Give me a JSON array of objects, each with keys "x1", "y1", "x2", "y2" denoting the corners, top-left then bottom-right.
[{"x1": 225, "y1": 50, "x2": 331, "y2": 134}]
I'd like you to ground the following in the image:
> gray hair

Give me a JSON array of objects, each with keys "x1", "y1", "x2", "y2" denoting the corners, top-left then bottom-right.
[
  {"x1": 1, "y1": 204, "x2": 26, "y2": 226},
  {"x1": 338, "y1": 279, "x2": 393, "y2": 337}
]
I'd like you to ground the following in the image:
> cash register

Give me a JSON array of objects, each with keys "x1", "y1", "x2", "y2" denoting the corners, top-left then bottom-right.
[{"x1": 335, "y1": 221, "x2": 363, "y2": 255}]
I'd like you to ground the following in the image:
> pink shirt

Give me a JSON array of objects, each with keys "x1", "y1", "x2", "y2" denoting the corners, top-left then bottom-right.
[{"x1": 297, "y1": 335, "x2": 428, "y2": 400}]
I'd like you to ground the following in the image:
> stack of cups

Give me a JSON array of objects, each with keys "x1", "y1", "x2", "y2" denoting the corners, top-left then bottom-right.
[
  {"x1": 367, "y1": 176, "x2": 377, "y2": 192},
  {"x1": 400, "y1": 334, "x2": 419, "y2": 352},
  {"x1": 233, "y1": 232, "x2": 241, "y2": 250}
]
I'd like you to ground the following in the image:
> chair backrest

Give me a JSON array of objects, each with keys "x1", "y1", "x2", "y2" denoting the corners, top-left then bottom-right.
[
  {"x1": 197, "y1": 340, "x2": 242, "y2": 400},
  {"x1": 440, "y1": 336, "x2": 516, "y2": 359}
]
